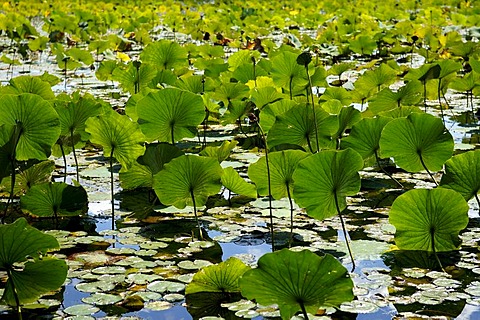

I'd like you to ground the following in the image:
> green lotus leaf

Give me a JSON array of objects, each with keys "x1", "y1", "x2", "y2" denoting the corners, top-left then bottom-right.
[
  {"x1": 213, "y1": 82, "x2": 250, "y2": 107},
  {"x1": 270, "y1": 51, "x2": 308, "y2": 95},
  {"x1": 379, "y1": 113, "x2": 454, "y2": 172},
  {"x1": 248, "y1": 150, "x2": 308, "y2": 199},
  {"x1": 320, "y1": 87, "x2": 352, "y2": 107},
  {"x1": 112, "y1": 61, "x2": 158, "y2": 94},
  {"x1": 389, "y1": 188, "x2": 469, "y2": 252},
  {"x1": 293, "y1": 149, "x2": 363, "y2": 220},
  {"x1": 96, "y1": 60, "x2": 118, "y2": 82},
  {"x1": 20, "y1": 182, "x2": 88, "y2": 218},
  {"x1": 175, "y1": 75, "x2": 214, "y2": 94},
  {"x1": 221, "y1": 100, "x2": 254, "y2": 125},
  {"x1": 368, "y1": 80, "x2": 422, "y2": 115},
  {"x1": 221, "y1": 166, "x2": 257, "y2": 199},
  {"x1": 0, "y1": 218, "x2": 66, "y2": 306},
  {"x1": 0, "y1": 124, "x2": 15, "y2": 182},
  {"x1": 53, "y1": 92, "x2": 104, "y2": 156},
  {"x1": 120, "y1": 143, "x2": 184, "y2": 190},
  {"x1": 140, "y1": 40, "x2": 188, "y2": 71},
  {"x1": 259, "y1": 99, "x2": 298, "y2": 133},
  {"x1": 136, "y1": 88, "x2": 205, "y2": 144},
  {"x1": 0, "y1": 93, "x2": 60, "y2": 161},
  {"x1": 153, "y1": 155, "x2": 223, "y2": 209},
  {"x1": 250, "y1": 86, "x2": 284, "y2": 109},
  {"x1": 199, "y1": 140, "x2": 238, "y2": 163},
  {"x1": 1, "y1": 160, "x2": 55, "y2": 196},
  {"x1": 239, "y1": 249, "x2": 354, "y2": 320},
  {"x1": 186, "y1": 257, "x2": 250, "y2": 294},
  {"x1": 440, "y1": 150, "x2": 480, "y2": 201},
  {"x1": 349, "y1": 35, "x2": 377, "y2": 55},
  {"x1": 0, "y1": 75, "x2": 55, "y2": 100},
  {"x1": 0, "y1": 217, "x2": 59, "y2": 265},
  {"x1": 85, "y1": 109, "x2": 145, "y2": 169},
  {"x1": 379, "y1": 106, "x2": 422, "y2": 118},
  {"x1": 232, "y1": 59, "x2": 269, "y2": 83},
  {"x1": 342, "y1": 116, "x2": 392, "y2": 160},
  {"x1": 267, "y1": 104, "x2": 338, "y2": 152},
  {"x1": 355, "y1": 63, "x2": 397, "y2": 92},
  {"x1": 2, "y1": 258, "x2": 68, "y2": 306},
  {"x1": 332, "y1": 106, "x2": 361, "y2": 141}
]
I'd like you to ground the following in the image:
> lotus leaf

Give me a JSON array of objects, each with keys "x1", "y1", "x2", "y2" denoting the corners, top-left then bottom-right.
[
  {"x1": 0, "y1": 218, "x2": 67, "y2": 306},
  {"x1": 221, "y1": 166, "x2": 257, "y2": 199},
  {"x1": 136, "y1": 88, "x2": 205, "y2": 144},
  {"x1": 239, "y1": 249, "x2": 354, "y2": 320},
  {"x1": 293, "y1": 149, "x2": 363, "y2": 220},
  {"x1": 186, "y1": 257, "x2": 250, "y2": 294},
  {"x1": 0, "y1": 93, "x2": 60, "y2": 161},
  {"x1": 342, "y1": 116, "x2": 392, "y2": 160},
  {"x1": 20, "y1": 182, "x2": 88, "y2": 218},
  {"x1": 153, "y1": 155, "x2": 223, "y2": 209},
  {"x1": 440, "y1": 150, "x2": 480, "y2": 203},
  {"x1": 85, "y1": 109, "x2": 145, "y2": 169},
  {"x1": 267, "y1": 104, "x2": 338, "y2": 152},
  {"x1": 248, "y1": 150, "x2": 308, "y2": 200},
  {"x1": 379, "y1": 113, "x2": 453, "y2": 173},
  {"x1": 389, "y1": 188, "x2": 468, "y2": 252},
  {"x1": 140, "y1": 40, "x2": 188, "y2": 71},
  {"x1": 0, "y1": 75, "x2": 55, "y2": 100}
]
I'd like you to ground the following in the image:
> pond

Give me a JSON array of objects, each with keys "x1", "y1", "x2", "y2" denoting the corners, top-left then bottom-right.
[{"x1": 0, "y1": 18, "x2": 480, "y2": 320}]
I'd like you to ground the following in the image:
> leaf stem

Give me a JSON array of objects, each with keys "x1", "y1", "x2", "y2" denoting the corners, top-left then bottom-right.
[
  {"x1": 286, "y1": 182, "x2": 294, "y2": 247},
  {"x1": 2, "y1": 122, "x2": 22, "y2": 223},
  {"x1": 374, "y1": 150, "x2": 403, "y2": 188},
  {"x1": 334, "y1": 190, "x2": 355, "y2": 272},
  {"x1": 431, "y1": 227, "x2": 445, "y2": 272},
  {"x1": 419, "y1": 152, "x2": 438, "y2": 186},
  {"x1": 70, "y1": 129, "x2": 80, "y2": 182},
  {"x1": 437, "y1": 78, "x2": 445, "y2": 126},
  {"x1": 6, "y1": 268, "x2": 22, "y2": 320},
  {"x1": 59, "y1": 142, "x2": 67, "y2": 183},
  {"x1": 303, "y1": 63, "x2": 319, "y2": 152},
  {"x1": 475, "y1": 193, "x2": 480, "y2": 210},
  {"x1": 258, "y1": 124, "x2": 275, "y2": 251},
  {"x1": 190, "y1": 188, "x2": 203, "y2": 240},
  {"x1": 110, "y1": 147, "x2": 115, "y2": 230},
  {"x1": 298, "y1": 299, "x2": 309, "y2": 320}
]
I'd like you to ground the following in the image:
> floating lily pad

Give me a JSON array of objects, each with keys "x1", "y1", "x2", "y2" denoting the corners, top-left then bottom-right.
[
  {"x1": 178, "y1": 259, "x2": 213, "y2": 270},
  {"x1": 64, "y1": 304, "x2": 100, "y2": 316},
  {"x1": 144, "y1": 301, "x2": 173, "y2": 311},
  {"x1": 82, "y1": 293, "x2": 122, "y2": 306},
  {"x1": 146, "y1": 280, "x2": 185, "y2": 293}
]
